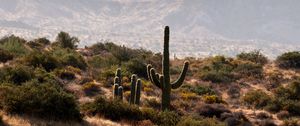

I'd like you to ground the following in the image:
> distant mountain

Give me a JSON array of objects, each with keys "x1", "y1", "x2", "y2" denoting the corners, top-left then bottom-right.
[{"x1": 0, "y1": 0, "x2": 299, "y2": 58}]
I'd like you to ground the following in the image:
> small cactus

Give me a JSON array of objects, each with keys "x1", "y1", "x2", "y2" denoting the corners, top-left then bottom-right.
[
  {"x1": 113, "y1": 84, "x2": 119, "y2": 99},
  {"x1": 129, "y1": 75, "x2": 142, "y2": 105},
  {"x1": 118, "y1": 86, "x2": 123, "y2": 100},
  {"x1": 130, "y1": 75, "x2": 137, "y2": 104},
  {"x1": 112, "y1": 68, "x2": 142, "y2": 104},
  {"x1": 147, "y1": 26, "x2": 189, "y2": 110},
  {"x1": 115, "y1": 68, "x2": 122, "y2": 85}
]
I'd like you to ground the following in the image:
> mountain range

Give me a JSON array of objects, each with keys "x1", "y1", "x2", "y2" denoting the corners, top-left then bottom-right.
[{"x1": 0, "y1": 0, "x2": 300, "y2": 58}]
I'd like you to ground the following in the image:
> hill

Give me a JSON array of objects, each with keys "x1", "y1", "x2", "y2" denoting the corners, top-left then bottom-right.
[
  {"x1": 0, "y1": 31, "x2": 300, "y2": 126},
  {"x1": 1, "y1": 0, "x2": 300, "y2": 58}
]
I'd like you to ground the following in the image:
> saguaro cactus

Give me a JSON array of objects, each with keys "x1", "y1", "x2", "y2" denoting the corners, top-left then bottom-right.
[
  {"x1": 130, "y1": 74, "x2": 142, "y2": 105},
  {"x1": 147, "y1": 26, "x2": 189, "y2": 110}
]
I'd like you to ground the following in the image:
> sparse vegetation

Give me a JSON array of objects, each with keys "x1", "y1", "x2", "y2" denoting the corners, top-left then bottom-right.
[
  {"x1": 242, "y1": 90, "x2": 272, "y2": 109},
  {"x1": 236, "y1": 50, "x2": 268, "y2": 65},
  {"x1": 0, "y1": 28, "x2": 299, "y2": 125}
]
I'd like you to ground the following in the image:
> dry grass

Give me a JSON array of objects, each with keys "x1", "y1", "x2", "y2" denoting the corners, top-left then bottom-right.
[{"x1": 0, "y1": 111, "x2": 128, "y2": 126}]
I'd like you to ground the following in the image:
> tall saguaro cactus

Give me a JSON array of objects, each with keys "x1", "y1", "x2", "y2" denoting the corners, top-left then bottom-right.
[{"x1": 147, "y1": 26, "x2": 189, "y2": 110}]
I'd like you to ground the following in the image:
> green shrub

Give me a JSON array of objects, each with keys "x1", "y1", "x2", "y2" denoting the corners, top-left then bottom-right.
[
  {"x1": 0, "y1": 65, "x2": 34, "y2": 85},
  {"x1": 199, "y1": 56, "x2": 236, "y2": 83},
  {"x1": 51, "y1": 48, "x2": 87, "y2": 70},
  {"x1": 63, "y1": 54, "x2": 87, "y2": 70},
  {"x1": 56, "y1": 69, "x2": 76, "y2": 80},
  {"x1": 0, "y1": 35, "x2": 30, "y2": 56},
  {"x1": 111, "y1": 45, "x2": 135, "y2": 64},
  {"x1": 89, "y1": 43, "x2": 106, "y2": 54},
  {"x1": 272, "y1": 83, "x2": 300, "y2": 115},
  {"x1": 88, "y1": 55, "x2": 118, "y2": 69},
  {"x1": 0, "y1": 83, "x2": 82, "y2": 121},
  {"x1": 27, "y1": 41, "x2": 43, "y2": 50},
  {"x1": 276, "y1": 51, "x2": 300, "y2": 69},
  {"x1": 33, "y1": 37, "x2": 51, "y2": 45},
  {"x1": 242, "y1": 90, "x2": 272, "y2": 108},
  {"x1": 233, "y1": 61, "x2": 263, "y2": 78},
  {"x1": 27, "y1": 38, "x2": 50, "y2": 50},
  {"x1": 126, "y1": 58, "x2": 147, "y2": 78},
  {"x1": 55, "y1": 31, "x2": 79, "y2": 49},
  {"x1": 82, "y1": 82, "x2": 100, "y2": 96},
  {"x1": 0, "y1": 49, "x2": 13, "y2": 63},
  {"x1": 200, "y1": 71, "x2": 235, "y2": 83},
  {"x1": 203, "y1": 95, "x2": 223, "y2": 104},
  {"x1": 178, "y1": 116, "x2": 225, "y2": 126},
  {"x1": 82, "y1": 96, "x2": 181, "y2": 125},
  {"x1": 25, "y1": 52, "x2": 60, "y2": 72},
  {"x1": 154, "y1": 111, "x2": 180, "y2": 126},
  {"x1": 81, "y1": 96, "x2": 142, "y2": 121},
  {"x1": 141, "y1": 109, "x2": 181, "y2": 126},
  {"x1": 236, "y1": 50, "x2": 268, "y2": 65},
  {"x1": 182, "y1": 85, "x2": 215, "y2": 96},
  {"x1": 275, "y1": 80, "x2": 300, "y2": 99}
]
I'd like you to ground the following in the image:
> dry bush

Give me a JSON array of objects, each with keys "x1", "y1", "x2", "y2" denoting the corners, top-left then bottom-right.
[
  {"x1": 82, "y1": 82, "x2": 100, "y2": 96},
  {"x1": 282, "y1": 118, "x2": 300, "y2": 126},
  {"x1": 227, "y1": 85, "x2": 240, "y2": 98},
  {"x1": 56, "y1": 69, "x2": 76, "y2": 80},
  {"x1": 256, "y1": 112, "x2": 272, "y2": 120},
  {"x1": 276, "y1": 111, "x2": 290, "y2": 120},
  {"x1": 180, "y1": 92, "x2": 198, "y2": 100},
  {"x1": 242, "y1": 90, "x2": 272, "y2": 109},
  {"x1": 197, "y1": 104, "x2": 230, "y2": 118},
  {"x1": 203, "y1": 95, "x2": 223, "y2": 104},
  {"x1": 258, "y1": 119, "x2": 276, "y2": 126},
  {"x1": 144, "y1": 98, "x2": 161, "y2": 110}
]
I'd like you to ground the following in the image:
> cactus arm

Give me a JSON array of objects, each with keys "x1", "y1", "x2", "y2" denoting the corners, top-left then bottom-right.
[
  {"x1": 171, "y1": 61, "x2": 189, "y2": 89},
  {"x1": 114, "y1": 77, "x2": 119, "y2": 84},
  {"x1": 147, "y1": 64, "x2": 153, "y2": 83},
  {"x1": 150, "y1": 68, "x2": 162, "y2": 89}
]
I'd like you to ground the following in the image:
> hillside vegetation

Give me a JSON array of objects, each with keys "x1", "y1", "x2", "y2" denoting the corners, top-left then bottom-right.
[{"x1": 0, "y1": 29, "x2": 300, "y2": 126}]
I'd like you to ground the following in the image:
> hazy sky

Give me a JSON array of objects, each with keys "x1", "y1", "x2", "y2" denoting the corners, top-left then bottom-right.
[{"x1": 0, "y1": 0, "x2": 300, "y2": 43}]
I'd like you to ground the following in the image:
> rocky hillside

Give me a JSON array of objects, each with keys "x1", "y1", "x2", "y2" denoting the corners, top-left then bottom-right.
[{"x1": 0, "y1": 31, "x2": 300, "y2": 126}]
